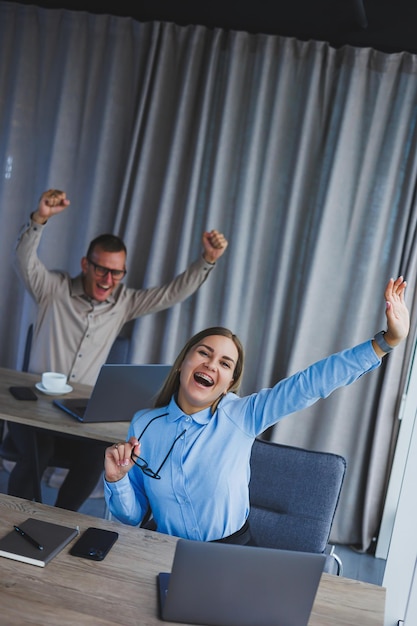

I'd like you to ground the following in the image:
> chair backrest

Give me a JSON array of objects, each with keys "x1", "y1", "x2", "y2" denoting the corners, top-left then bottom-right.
[
  {"x1": 248, "y1": 438, "x2": 346, "y2": 554},
  {"x1": 105, "y1": 334, "x2": 130, "y2": 364}
]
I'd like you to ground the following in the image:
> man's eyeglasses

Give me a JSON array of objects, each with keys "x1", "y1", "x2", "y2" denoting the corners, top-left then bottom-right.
[
  {"x1": 131, "y1": 413, "x2": 186, "y2": 479},
  {"x1": 87, "y1": 258, "x2": 126, "y2": 281}
]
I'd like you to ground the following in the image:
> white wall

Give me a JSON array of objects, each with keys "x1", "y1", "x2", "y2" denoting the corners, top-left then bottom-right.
[
  {"x1": 382, "y1": 403, "x2": 417, "y2": 625},
  {"x1": 377, "y1": 343, "x2": 417, "y2": 559},
  {"x1": 403, "y1": 560, "x2": 417, "y2": 626}
]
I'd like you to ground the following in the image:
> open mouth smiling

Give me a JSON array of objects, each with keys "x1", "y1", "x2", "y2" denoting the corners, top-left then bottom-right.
[{"x1": 194, "y1": 372, "x2": 214, "y2": 387}]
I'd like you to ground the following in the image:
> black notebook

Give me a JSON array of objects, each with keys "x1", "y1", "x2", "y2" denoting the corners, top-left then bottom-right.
[{"x1": 0, "y1": 518, "x2": 79, "y2": 567}]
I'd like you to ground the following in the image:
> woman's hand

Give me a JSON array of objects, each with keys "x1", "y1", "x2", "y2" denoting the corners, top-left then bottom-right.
[
  {"x1": 104, "y1": 436, "x2": 140, "y2": 483},
  {"x1": 384, "y1": 276, "x2": 410, "y2": 345},
  {"x1": 373, "y1": 276, "x2": 410, "y2": 357}
]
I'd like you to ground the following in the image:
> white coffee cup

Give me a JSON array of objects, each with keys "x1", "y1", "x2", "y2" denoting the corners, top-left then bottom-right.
[{"x1": 41, "y1": 371, "x2": 67, "y2": 392}]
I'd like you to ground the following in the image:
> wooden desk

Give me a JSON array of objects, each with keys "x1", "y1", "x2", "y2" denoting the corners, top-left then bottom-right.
[
  {"x1": 0, "y1": 495, "x2": 386, "y2": 626},
  {"x1": 0, "y1": 367, "x2": 129, "y2": 444}
]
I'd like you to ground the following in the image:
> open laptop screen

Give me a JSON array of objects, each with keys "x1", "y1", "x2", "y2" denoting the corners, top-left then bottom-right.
[
  {"x1": 158, "y1": 539, "x2": 325, "y2": 626},
  {"x1": 53, "y1": 364, "x2": 171, "y2": 423}
]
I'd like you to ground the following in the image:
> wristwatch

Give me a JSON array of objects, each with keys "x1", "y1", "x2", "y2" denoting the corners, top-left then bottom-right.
[{"x1": 374, "y1": 330, "x2": 394, "y2": 353}]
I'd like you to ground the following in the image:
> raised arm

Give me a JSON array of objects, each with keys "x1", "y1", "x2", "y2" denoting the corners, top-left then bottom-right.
[{"x1": 372, "y1": 276, "x2": 409, "y2": 358}]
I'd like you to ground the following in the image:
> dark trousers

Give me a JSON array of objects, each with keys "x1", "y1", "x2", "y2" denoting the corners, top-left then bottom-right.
[
  {"x1": 7, "y1": 422, "x2": 107, "y2": 511},
  {"x1": 213, "y1": 519, "x2": 255, "y2": 546}
]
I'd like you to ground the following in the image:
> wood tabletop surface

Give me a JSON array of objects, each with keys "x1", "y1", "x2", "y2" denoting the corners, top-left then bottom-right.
[
  {"x1": 0, "y1": 494, "x2": 386, "y2": 626},
  {"x1": 0, "y1": 367, "x2": 129, "y2": 444}
]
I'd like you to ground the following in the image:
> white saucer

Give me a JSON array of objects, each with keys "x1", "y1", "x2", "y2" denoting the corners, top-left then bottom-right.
[{"x1": 35, "y1": 382, "x2": 73, "y2": 396}]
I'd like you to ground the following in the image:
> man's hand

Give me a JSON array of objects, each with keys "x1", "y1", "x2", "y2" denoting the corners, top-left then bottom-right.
[
  {"x1": 31, "y1": 189, "x2": 70, "y2": 224},
  {"x1": 373, "y1": 276, "x2": 410, "y2": 357},
  {"x1": 202, "y1": 229, "x2": 228, "y2": 264}
]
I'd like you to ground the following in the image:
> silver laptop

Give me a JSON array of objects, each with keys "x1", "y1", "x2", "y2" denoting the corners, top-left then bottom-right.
[
  {"x1": 158, "y1": 539, "x2": 325, "y2": 626},
  {"x1": 53, "y1": 364, "x2": 171, "y2": 423}
]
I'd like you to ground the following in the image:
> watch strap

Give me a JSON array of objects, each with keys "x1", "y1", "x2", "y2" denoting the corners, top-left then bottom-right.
[{"x1": 374, "y1": 330, "x2": 393, "y2": 353}]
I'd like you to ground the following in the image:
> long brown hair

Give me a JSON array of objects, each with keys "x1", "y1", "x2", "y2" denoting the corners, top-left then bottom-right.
[{"x1": 154, "y1": 327, "x2": 245, "y2": 409}]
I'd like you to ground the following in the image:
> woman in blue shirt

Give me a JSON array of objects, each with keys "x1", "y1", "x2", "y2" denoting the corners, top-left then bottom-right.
[{"x1": 104, "y1": 276, "x2": 409, "y2": 543}]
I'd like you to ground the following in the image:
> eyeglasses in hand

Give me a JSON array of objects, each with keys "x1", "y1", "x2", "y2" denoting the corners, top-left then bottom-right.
[{"x1": 131, "y1": 413, "x2": 186, "y2": 479}]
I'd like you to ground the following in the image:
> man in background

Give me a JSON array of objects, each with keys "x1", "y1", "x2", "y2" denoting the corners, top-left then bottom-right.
[{"x1": 5, "y1": 188, "x2": 228, "y2": 510}]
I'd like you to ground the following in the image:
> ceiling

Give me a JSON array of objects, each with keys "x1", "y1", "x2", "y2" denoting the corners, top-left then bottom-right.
[{"x1": 8, "y1": 0, "x2": 417, "y2": 55}]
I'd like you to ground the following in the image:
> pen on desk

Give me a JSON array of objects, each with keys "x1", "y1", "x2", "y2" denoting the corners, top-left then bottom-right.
[{"x1": 13, "y1": 525, "x2": 44, "y2": 551}]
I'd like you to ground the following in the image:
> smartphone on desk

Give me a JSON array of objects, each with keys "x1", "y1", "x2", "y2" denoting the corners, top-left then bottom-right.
[
  {"x1": 9, "y1": 386, "x2": 38, "y2": 401},
  {"x1": 69, "y1": 527, "x2": 119, "y2": 561}
]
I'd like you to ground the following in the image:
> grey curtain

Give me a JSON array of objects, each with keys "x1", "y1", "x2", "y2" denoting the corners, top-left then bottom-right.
[{"x1": 0, "y1": 1, "x2": 416, "y2": 550}]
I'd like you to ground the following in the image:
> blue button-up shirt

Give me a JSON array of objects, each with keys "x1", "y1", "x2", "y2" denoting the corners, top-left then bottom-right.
[{"x1": 105, "y1": 340, "x2": 380, "y2": 540}]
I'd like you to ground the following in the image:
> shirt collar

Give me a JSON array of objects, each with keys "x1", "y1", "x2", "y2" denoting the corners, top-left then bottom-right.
[{"x1": 167, "y1": 396, "x2": 213, "y2": 425}]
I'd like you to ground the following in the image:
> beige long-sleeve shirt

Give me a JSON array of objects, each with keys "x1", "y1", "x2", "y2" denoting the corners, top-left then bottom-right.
[{"x1": 15, "y1": 219, "x2": 215, "y2": 385}]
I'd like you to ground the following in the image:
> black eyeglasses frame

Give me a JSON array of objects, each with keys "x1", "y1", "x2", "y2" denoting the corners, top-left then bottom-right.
[
  {"x1": 87, "y1": 257, "x2": 126, "y2": 280},
  {"x1": 131, "y1": 413, "x2": 186, "y2": 479}
]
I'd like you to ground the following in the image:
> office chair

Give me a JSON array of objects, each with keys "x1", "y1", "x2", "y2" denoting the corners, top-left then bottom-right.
[{"x1": 248, "y1": 438, "x2": 346, "y2": 575}]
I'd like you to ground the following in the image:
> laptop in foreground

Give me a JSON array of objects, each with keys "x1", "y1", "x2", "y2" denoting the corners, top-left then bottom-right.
[
  {"x1": 158, "y1": 538, "x2": 325, "y2": 626},
  {"x1": 53, "y1": 363, "x2": 171, "y2": 423}
]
